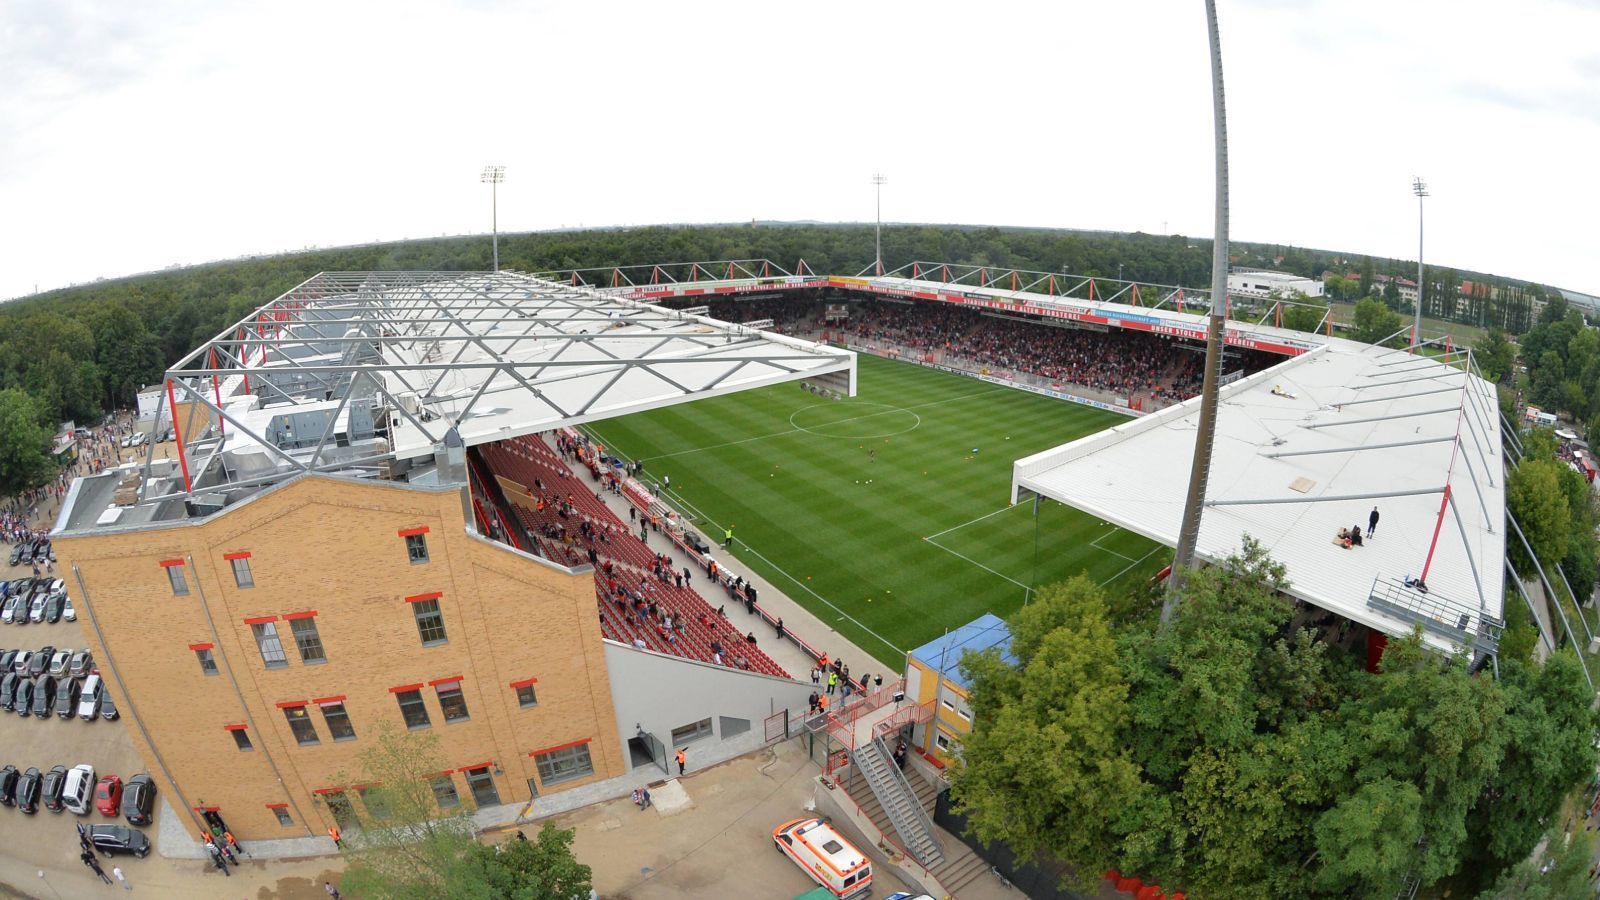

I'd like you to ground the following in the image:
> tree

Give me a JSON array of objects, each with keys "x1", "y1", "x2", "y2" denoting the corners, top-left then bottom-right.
[
  {"x1": 1349, "y1": 298, "x2": 1405, "y2": 345},
  {"x1": 0, "y1": 389, "x2": 56, "y2": 496},
  {"x1": 1281, "y1": 298, "x2": 1329, "y2": 334},
  {"x1": 1506, "y1": 458, "x2": 1572, "y2": 575},
  {"x1": 465, "y1": 824, "x2": 593, "y2": 900},
  {"x1": 948, "y1": 575, "x2": 1147, "y2": 888},
  {"x1": 1311, "y1": 779, "x2": 1424, "y2": 896},
  {"x1": 1473, "y1": 328, "x2": 1516, "y2": 384},
  {"x1": 1528, "y1": 351, "x2": 1565, "y2": 410},
  {"x1": 1476, "y1": 825, "x2": 1596, "y2": 900}
]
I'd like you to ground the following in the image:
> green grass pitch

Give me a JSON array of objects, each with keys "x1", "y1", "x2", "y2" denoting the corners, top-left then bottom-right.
[{"x1": 585, "y1": 353, "x2": 1167, "y2": 667}]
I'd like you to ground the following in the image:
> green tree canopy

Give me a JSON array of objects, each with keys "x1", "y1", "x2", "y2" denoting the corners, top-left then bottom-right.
[
  {"x1": 0, "y1": 389, "x2": 56, "y2": 496},
  {"x1": 1349, "y1": 297, "x2": 1405, "y2": 345}
]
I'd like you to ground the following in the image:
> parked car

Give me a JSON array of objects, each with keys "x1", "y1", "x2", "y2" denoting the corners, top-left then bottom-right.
[
  {"x1": 14, "y1": 677, "x2": 33, "y2": 715},
  {"x1": 31, "y1": 541, "x2": 51, "y2": 563},
  {"x1": 61, "y1": 764, "x2": 94, "y2": 814},
  {"x1": 41, "y1": 765, "x2": 68, "y2": 812},
  {"x1": 1, "y1": 594, "x2": 22, "y2": 625},
  {"x1": 0, "y1": 671, "x2": 15, "y2": 711},
  {"x1": 47, "y1": 649, "x2": 71, "y2": 678},
  {"x1": 43, "y1": 595, "x2": 64, "y2": 623},
  {"x1": 78, "y1": 674, "x2": 102, "y2": 720},
  {"x1": 69, "y1": 649, "x2": 93, "y2": 678},
  {"x1": 15, "y1": 767, "x2": 41, "y2": 814},
  {"x1": 62, "y1": 597, "x2": 75, "y2": 622},
  {"x1": 773, "y1": 817, "x2": 873, "y2": 899},
  {"x1": 31, "y1": 674, "x2": 56, "y2": 717},
  {"x1": 100, "y1": 691, "x2": 119, "y2": 721},
  {"x1": 12, "y1": 650, "x2": 31, "y2": 673},
  {"x1": 54, "y1": 676, "x2": 80, "y2": 718},
  {"x1": 87, "y1": 824, "x2": 150, "y2": 858},
  {"x1": 47, "y1": 579, "x2": 64, "y2": 600},
  {"x1": 0, "y1": 649, "x2": 15, "y2": 672},
  {"x1": 0, "y1": 765, "x2": 17, "y2": 805},
  {"x1": 28, "y1": 646, "x2": 54, "y2": 676},
  {"x1": 121, "y1": 774, "x2": 155, "y2": 826},
  {"x1": 9, "y1": 541, "x2": 32, "y2": 566},
  {"x1": 28, "y1": 593, "x2": 47, "y2": 623},
  {"x1": 94, "y1": 775, "x2": 123, "y2": 817}
]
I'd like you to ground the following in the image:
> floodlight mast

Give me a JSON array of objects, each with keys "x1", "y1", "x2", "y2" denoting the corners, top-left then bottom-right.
[
  {"x1": 1164, "y1": 0, "x2": 1230, "y2": 615},
  {"x1": 482, "y1": 165, "x2": 506, "y2": 272},
  {"x1": 872, "y1": 173, "x2": 888, "y2": 276},
  {"x1": 1411, "y1": 176, "x2": 1428, "y2": 353}
]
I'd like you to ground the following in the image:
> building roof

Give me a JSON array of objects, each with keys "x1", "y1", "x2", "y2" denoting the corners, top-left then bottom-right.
[
  {"x1": 57, "y1": 270, "x2": 855, "y2": 530},
  {"x1": 1011, "y1": 341, "x2": 1506, "y2": 656},
  {"x1": 908, "y1": 613, "x2": 1015, "y2": 691}
]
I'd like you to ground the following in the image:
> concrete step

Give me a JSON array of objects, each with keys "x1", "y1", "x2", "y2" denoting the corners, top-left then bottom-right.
[{"x1": 935, "y1": 847, "x2": 990, "y2": 894}]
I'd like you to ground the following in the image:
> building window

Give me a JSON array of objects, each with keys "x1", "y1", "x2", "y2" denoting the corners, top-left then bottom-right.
[
  {"x1": 289, "y1": 617, "x2": 326, "y2": 664},
  {"x1": 406, "y1": 533, "x2": 429, "y2": 564},
  {"x1": 412, "y1": 598, "x2": 447, "y2": 646},
  {"x1": 195, "y1": 647, "x2": 219, "y2": 676},
  {"x1": 436, "y1": 682, "x2": 469, "y2": 723},
  {"x1": 271, "y1": 806, "x2": 293, "y2": 827},
  {"x1": 359, "y1": 787, "x2": 389, "y2": 821},
  {"x1": 464, "y1": 766, "x2": 500, "y2": 807},
  {"x1": 167, "y1": 565, "x2": 189, "y2": 596},
  {"x1": 230, "y1": 728, "x2": 253, "y2": 752},
  {"x1": 671, "y1": 717, "x2": 714, "y2": 747},
  {"x1": 515, "y1": 683, "x2": 538, "y2": 709},
  {"x1": 431, "y1": 775, "x2": 460, "y2": 810},
  {"x1": 283, "y1": 706, "x2": 319, "y2": 746},
  {"x1": 534, "y1": 743, "x2": 594, "y2": 786},
  {"x1": 252, "y1": 622, "x2": 288, "y2": 669},
  {"x1": 321, "y1": 701, "x2": 356, "y2": 742},
  {"x1": 231, "y1": 557, "x2": 254, "y2": 588},
  {"x1": 396, "y1": 689, "x2": 431, "y2": 730},
  {"x1": 935, "y1": 733, "x2": 952, "y2": 752},
  {"x1": 719, "y1": 716, "x2": 751, "y2": 738}
]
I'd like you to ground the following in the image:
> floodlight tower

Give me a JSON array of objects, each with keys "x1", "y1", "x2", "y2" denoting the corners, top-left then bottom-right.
[
  {"x1": 1164, "y1": 0, "x2": 1230, "y2": 614},
  {"x1": 872, "y1": 173, "x2": 888, "y2": 276},
  {"x1": 1411, "y1": 176, "x2": 1428, "y2": 353},
  {"x1": 481, "y1": 165, "x2": 506, "y2": 272}
]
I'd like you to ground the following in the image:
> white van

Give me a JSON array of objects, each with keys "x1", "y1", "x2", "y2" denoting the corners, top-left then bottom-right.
[
  {"x1": 78, "y1": 674, "x2": 102, "y2": 720},
  {"x1": 773, "y1": 817, "x2": 873, "y2": 899},
  {"x1": 62, "y1": 764, "x2": 95, "y2": 815}
]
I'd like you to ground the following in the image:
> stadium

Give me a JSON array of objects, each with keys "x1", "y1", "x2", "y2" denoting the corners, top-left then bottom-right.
[{"x1": 46, "y1": 256, "x2": 1537, "y2": 893}]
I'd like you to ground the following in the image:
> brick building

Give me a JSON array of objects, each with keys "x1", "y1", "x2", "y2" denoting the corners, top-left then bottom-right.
[{"x1": 55, "y1": 471, "x2": 625, "y2": 841}]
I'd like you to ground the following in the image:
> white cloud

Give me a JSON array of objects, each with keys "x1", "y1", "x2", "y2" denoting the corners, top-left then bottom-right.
[{"x1": 1, "y1": 0, "x2": 1596, "y2": 298}]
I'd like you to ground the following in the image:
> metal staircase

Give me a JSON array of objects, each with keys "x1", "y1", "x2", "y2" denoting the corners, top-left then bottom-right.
[{"x1": 851, "y1": 736, "x2": 945, "y2": 868}]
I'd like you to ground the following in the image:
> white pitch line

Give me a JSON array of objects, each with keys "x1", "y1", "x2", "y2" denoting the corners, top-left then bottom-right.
[
  {"x1": 1089, "y1": 532, "x2": 1138, "y2": 562},
  {"x1": 924, "y1": 504, "x2": 1020, "y2": 542},
  {"x1": 641, "y1": 429, "x2": 801, "y2": 461},
  {"x1": 1099, "y1": 545, "x2": 1165, "y2": 588},
  {"x1": 924, "y1": 536, "x2": 1032, "y2": 590}
]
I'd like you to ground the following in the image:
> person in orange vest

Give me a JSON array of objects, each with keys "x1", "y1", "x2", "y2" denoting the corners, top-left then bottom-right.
[
  {"x1": 675, "y1": 748, "x2": 687, "y2": 776},
  {"x1": 817, "y1": 693, "x2": 829, "y2": 713},
  {"x1": 328, "y1": 824, "x2": 344, "y2": 849}
]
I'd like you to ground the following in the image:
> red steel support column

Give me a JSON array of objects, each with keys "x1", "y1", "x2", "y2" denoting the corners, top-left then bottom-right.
[
  {"x1": 166, "y1": 379, "x2": 193, "y2": 494},
  {"x1": 1418, "y1": 484, "x2": 1452, "y2": 582}
]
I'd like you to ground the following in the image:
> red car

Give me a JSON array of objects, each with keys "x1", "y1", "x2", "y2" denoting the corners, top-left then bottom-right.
[{"x1": 94, "y1": 775, "x2": 123, "y2": 817}]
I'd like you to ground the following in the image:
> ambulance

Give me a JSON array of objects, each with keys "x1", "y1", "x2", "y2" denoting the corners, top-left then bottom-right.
[{"x1": 773, "y1": 817, "x2": 874, "y2": 898}]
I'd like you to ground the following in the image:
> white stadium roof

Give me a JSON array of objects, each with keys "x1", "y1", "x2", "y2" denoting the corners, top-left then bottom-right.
[
  {"x1": 112, "y1": 270, "x2": 854, "y2": 510},
  {"x1": 1012, "y1": 340, "x2": 1507, "y2": 655}
]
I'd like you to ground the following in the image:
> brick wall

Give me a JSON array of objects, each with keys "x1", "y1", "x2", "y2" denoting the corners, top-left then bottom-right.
[{"x1": 54, "y1": 473, "x2": 622, "y2": 842}]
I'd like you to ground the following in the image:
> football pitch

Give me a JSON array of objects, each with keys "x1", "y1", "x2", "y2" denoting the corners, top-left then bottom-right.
[{"x1": 585, "y1": 353, "x2": 1167, "y2": 666}]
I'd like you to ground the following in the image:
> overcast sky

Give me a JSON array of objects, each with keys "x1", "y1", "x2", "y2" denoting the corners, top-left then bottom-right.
[{"x1": 2, "y1": 0, "x2": 1597, "y2": 300}]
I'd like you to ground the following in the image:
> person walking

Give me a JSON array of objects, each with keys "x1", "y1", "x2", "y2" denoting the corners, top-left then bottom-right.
[
  {"x1": 328, "y1": 824, "x2": 345, "y2": 849},
  {"x1": 1368, "y1": 506, "x2": 1380, "y2": 536},
  {"x1": 827, "y1": 670, "x2": 839, "y2": 695},
  {"x1": 325, "y1": 883, "x2": 343, "y2": 899},
  {"x1": 723, "y1": 525, "x2": 734, "y2": 548},
  {"x1": 775, "y1": 618, "x2": 785, "y2": 641},
  {"x1": 675, "y1": 748, "x2": 687, "y2": 776},
  {"x1": 83, "y1": 850, "x2": 113, "y2": 884},
  {"x1": 113, "y1": 865, "x2": 131, "y2": 891},
  {"x1": 640, "y1": 787, "x2": 652, "y2": 810}
]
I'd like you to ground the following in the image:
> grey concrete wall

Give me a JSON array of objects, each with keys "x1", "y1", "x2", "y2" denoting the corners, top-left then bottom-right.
[{"x1": 603, "y1": 640, "x2": 814, "y2": 773}]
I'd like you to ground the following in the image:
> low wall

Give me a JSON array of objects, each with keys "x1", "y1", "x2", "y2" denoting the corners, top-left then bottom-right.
[{"x1": 844, "y1": 343, "x2": 1143, "y2": 418}]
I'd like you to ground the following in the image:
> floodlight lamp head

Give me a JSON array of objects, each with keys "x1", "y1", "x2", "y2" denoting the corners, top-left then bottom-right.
[
  {"x1": 481, "y1": 165, "x2": 506, "y2": 184},
  {"x1": 1412, "y1": 176, "x2": 1428, "y2": 197},
  {"x1": 871, "y1": 173, "x2": 888, "y2": 186}
]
